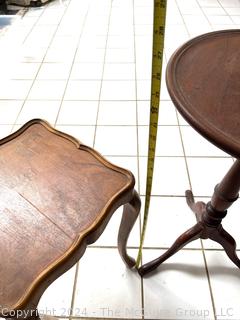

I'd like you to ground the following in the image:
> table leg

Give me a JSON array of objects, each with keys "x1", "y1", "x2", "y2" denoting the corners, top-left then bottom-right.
[
  {"x1": 138, "y1": 160, "x2": 240, "y2": 276},
  {"x1": 118, "y1": 190, "x2": 141, "y2": 268}
]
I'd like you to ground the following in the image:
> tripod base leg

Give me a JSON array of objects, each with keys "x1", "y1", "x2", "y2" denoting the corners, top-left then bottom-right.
[{"x1": 138, "y1": 222, "x2": 203, "y2": 276}]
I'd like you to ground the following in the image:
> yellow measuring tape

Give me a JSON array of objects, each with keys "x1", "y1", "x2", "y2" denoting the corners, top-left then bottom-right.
[{"x1": 136, "y1": 0, "x2": 167, "y2": 268}]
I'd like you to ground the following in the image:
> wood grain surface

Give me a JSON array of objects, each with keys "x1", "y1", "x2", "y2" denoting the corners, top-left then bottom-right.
[
  {"x1": 166, "y1": 29, "x2": 240, "y2": 158},
  {"x1": 0, "y1": 119, "x2": 135, "y2": 315}
]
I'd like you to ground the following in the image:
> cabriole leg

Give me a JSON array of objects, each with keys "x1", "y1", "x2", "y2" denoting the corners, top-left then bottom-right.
[{"x1": 118, "y1": 190, "x2": 141, "y2": 268}]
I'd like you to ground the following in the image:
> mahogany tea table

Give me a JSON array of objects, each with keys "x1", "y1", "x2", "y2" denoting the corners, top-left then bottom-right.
[
  {"x1": 0, "y1": 119, "x2": 140, "y2": 319},
  {"x1": 139, "y1": 29, "x2": 240, "y2": 276}
]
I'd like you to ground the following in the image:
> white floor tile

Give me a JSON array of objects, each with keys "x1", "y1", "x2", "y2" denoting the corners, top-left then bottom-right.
[
  {"x1": 181, "y1": 126, "x2": 229, "y2": 157},
  {"x1": 230, "y1": 15, "x2": 240, "y2": 23},
  {"x1": 166, "y1": 11, "x2": 184, "y2": 26},
  {"x1": 184, "y1": 22, "x2": 212, "y2": 38},
  {"x1": 28, "y1": 80, "x2": 66, "y2": 100},
  {"x1": 75, "y1": 48, "x2": 105, "y2": 63},
  {"x1": 50, "y1": 35, "x2": 79, "y2": 50},
  {"x1": 176, "y1": 0, "x2": 203, "y2": 15},
  {"x1": 24, "y1": 7, "x2": 44, "y2": 17},
  {"x1": 79, "y1": 35, "x2": 107, "y2": 50},
  {"x1": 10, "y1": 63, "x2": 41, "y2": 80},
  {"x1": 105, "y1": 48, "x2": 135, "y2": 63},
  {"x1": 37, "y1": 63, "x2": 72, "y2": 80},
  {"x1": 224, "y1": 7, "x2": 240, "y2": 15},
  {"x1": 55, "y1": 125, "x2": 95, "y2": 147},
  {"x1": 134, "y1": 12, "x2": 153, "y2": 26},
  {"x1": 93, "y1": 205, "x2": 140, "y2": 247},
  {"x1": 107, "y1": 35, "x2": 134, "y2": 49},
  {"x1": 38, "y1": 266, "x2": 76, "y2": 317},
  {"x1": 16, "y1": 100, "x2": 61, "y2": 125},
  {"x1": 95, "y1": 126, "x2": 137, "y2": 156},
  {"x1": 57, "y1": 101, "x2": 98, "y2": 125},
  {"x1": 65, "y1": 80, "x2": 101, "y2": 100},
  {"x1": 0, "y1": 125, "x2": 13, "y2": 139},
  {"x1": 0, "y1": 80, "x2": 32, "y2": 100},
  {"x1": 198, "y1": 0, "x2": 221, "y2": 7},
  {"x1": 137, "y1": 80, "x2": 151, "y2": 100},
  {"x1": 202, "y1": 7, "x2": 227, "y2": 15},
  {"x1": 207, "y1": 15, "x2": 234, "y2": 24},
  {"x1": 38, "y1": 8, "x2": 65, "y2": 25},
  {"x1": 70, "y1": 63, "x2": 103, "y2": 80},
  {"x1": 18, "y1": 45, "x2": 47, "y2": 63},
  {"x1": 142, "y1": 196, "x2": 201, "y2": 249},
  {"x1": 98, "y1": 101, "x2": 136, "y2": 125},
  {"x1": 183, "y1": 14, "x2": 210, "y2": 28},
  {"x1": 205, "y1": 251, "x2": 240, "y2": 320},
  {"x1": 103, "y1": 63, "x2": 135, "y2": 80},
  {"x1": 44, "y1": 47, "x2": 75, "y2": 63},
  {"x1": 73, "y1": 248, "x2": 142, "y2": 319},
  {"x1": 187, "y1": 158, "x2": 234, "y2": 197},
  {"x1": 143, "y1": 249, "x2": 214, "y2": 319},
  {"x1": 137, "y1": 100, "x2": 178, "y2": 126},
  {"x1": 134, "y1": 24, "x2": 153, "y2": 36},
  {"x1": 0, "y1": 100, "x2": 23, "y2": 124},
  {"x1": 139, "y1": 157, "x2": 190, "y2": 196},
  {"x1": 101, "y1": 80, "x2": 136, "y2": 100},
  {"x1": 177, "y1": 111, "x2": 189, "y2": 125},
  {"x1": 136, "y1": 59, "x2": 152, "y2": 80},
  {"x1": 219, "y1": 0, "x2": 240, "y2": 7},
  {"x1": 138, "y1": 126, "x2": 184, "y2": 156}
]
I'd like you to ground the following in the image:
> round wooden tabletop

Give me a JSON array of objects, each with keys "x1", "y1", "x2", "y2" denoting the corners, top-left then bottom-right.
[{"x1": 166, "y1": 29, "x2": 240, "y2": 158}]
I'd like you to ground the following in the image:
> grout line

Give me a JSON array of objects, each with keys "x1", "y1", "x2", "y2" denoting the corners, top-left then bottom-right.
[
  {"x1": 104, "y1": 154, "x2": 231, "y2": 159},
  {"x1": 12, "y1": 0, "x2": 73, "y2": 129},
  {"x1": 92, "y1": 1, "x2": 114, "y2": 147},
  {"x1": 195, "y1": 0, "x2": 215, "y2": 30},
  {"x1": 69, "y1": 262, "x2": 80, "y2": 319},
  {"x1": 216, "y1": 0, "x2": 236, "y2": 24},
  {"x1": 21, "y1": 6, "x2": 47, "y2": 44},
  {"x1": 132, "y1": 0, "x2": 144, "y2": 318},
  {"x1": 201, "y1": 248, "x2": 217, "y2": 320},
  {"x1": 176, "y1": 113, "x2": 193, "y2": 192},
  {"x1": 173, "y1": 0, "x2": 191, "y2": 38},
  {"x1": 11, "y1": 78, "x2": 154, "y2": 81},
  {"x1": 53, "y1": 2, "x2": 92, "y2": 127},
  {"x1": 88, "y1": 244, "x2": 240, "y2": 251},
  {"x1": 0, "y1": 98, "x2": 170, "y2": 102}
]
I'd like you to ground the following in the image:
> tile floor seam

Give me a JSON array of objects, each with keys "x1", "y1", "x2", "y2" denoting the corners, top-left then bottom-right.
[
  {"x1": 53, "y1": 1, "x2": 92, "y2": 127},
  {"x1": 132, "y1": 0, "x2": 144, "y2": 318},
  {"x1": 169, "y1": 106, "x2": 193, "y2": 192},
  {"x1": 195, "y1": 0, "x2": 216, "y2": 29},
  {"x1": 21, "y1": 6, "x2": 47, "y2": 44},
  {"x1": 215, "y1": 0, "x2": 237, "y2": 24},
  {"x1": 70, "y1": 262, "x2": 80, "y2": 319},
  {"x1": 201, "y1": 247, "x2": 218, "y2": 320},
  {"x1": 173, "y1": 0, "x2": 192, "y2": 38},
  {"x1": 93, "y1": 1, "x2": 115, "y2": 147},
  {"x1": 13, "y1": 0, "x2": 73, "y2": 127}
]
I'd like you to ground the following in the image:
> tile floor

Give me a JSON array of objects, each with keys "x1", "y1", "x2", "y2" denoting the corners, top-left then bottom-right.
[{"x1": 1, "y1": 0, "x2": 240, "y2": 319}]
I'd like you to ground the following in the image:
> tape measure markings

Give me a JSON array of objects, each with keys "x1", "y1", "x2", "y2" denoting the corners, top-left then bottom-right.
[{"x1": 136, "y1": 0, "x2": 167, "y2": 268}]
